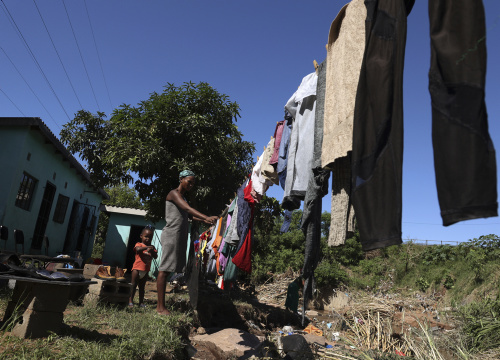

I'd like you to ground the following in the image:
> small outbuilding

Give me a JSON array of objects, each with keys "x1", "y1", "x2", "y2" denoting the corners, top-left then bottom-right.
[{"x1": 100, "y1": 205, "x2": 166, "y2": 277}]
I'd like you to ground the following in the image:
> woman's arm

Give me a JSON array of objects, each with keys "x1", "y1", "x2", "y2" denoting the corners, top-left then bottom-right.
[
  {"x1": 167, "y1": 190, "x2": 217, "y2": 224},
  {"x1": 192, "y1": 215, "x2": 218, "y2": 224}
]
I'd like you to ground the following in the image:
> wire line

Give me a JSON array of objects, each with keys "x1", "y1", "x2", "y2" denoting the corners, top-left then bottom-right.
[
  {"x1": 0, "y1": 46, "x2": 57, "y2": 124},
  {"x1": 84, "y1": 0, "x2": 113, "y2": 109},
  {"x1": 62, "y1": 0, "x2": 101, "y2": 111},
  {"x1": 32, "y1": 0, "x2": 83, "y2": 109},
  {"x1": 0, "y1": 86, "x2": 26, "y2": 116},
  {"x1": 1, "y1": 0, "x2": 70, "y2": 124}
]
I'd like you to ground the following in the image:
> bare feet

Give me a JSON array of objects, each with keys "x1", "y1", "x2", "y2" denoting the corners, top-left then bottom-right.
[{"x1": 156, "y1": 308, "x2": 171, "y2": 315}]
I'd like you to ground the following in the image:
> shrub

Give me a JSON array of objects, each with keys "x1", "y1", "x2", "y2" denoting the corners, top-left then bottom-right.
[
  {"x1": 314, "y1": 260, "x2": 348, "y2": 288},
  {"x1": 443, "y1": 274, "x2": 455, "y2": 289},
  {"x1": 416, "y1": 277, "x2": 430, "y2": 292}
]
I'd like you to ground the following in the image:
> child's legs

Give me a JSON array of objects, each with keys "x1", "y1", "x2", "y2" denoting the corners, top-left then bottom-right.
[
  {"x1": 138, "y1": 273, "x2": 148, "y2": 304},
  {"x1": 129, "y1": 269, "x2": 140, "y2": 303}
]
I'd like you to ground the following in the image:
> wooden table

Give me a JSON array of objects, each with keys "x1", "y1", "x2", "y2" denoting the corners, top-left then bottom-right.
[{"x1": 0, "y1": 275, "x2": 95, "y2": 338}]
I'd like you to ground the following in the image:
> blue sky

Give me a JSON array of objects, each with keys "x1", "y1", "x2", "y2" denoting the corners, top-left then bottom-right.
[{"x1": 1, "y1": 1, "x2": 499, "y2": 244}]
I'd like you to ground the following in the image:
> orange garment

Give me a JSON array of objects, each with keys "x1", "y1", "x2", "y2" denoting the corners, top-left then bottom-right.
[
  {"x1": 131, "y1": 242, "x2": 157, "y2": 272},
  {"x1": 303, "y1": 324, "x2": 323, "y2": 337},
  {"x1": 211, "y1": 217, "x2": 224, "y2": 275}
]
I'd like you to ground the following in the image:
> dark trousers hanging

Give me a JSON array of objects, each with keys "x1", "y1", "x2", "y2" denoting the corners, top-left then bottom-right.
[
  {"x1": 429, "y1": 0, "x2": 497, "y2": 226},
  {"x1": 352, "y1": 0, "x2": 497, "y2": 251},
  {"x1": 351, "y1": 0, "x2": 412, "y2": 251}
]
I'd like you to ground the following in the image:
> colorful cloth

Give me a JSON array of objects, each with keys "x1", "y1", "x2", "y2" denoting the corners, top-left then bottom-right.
[
  {"x1": 232, "y1": 180, "x2": 255, "y2": 273},
  {"x1": 269, "y1": 120, "x2": 285, "y2": 165}
]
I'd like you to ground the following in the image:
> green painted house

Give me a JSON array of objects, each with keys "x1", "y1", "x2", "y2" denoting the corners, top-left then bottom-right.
[
  {"x1": 0, "y1": 117, "x2": 108, "y2": 259},
  {"x1": 100, "y1": 205, "x2": 166, "y2": 277}
]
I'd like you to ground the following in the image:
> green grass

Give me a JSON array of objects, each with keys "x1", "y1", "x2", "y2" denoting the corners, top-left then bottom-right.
[{"x1": 0, "y1": 294, "x2": 191, "y2": 360}]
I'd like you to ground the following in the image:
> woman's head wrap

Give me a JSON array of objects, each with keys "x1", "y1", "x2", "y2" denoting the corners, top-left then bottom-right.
[{"x1": 179, "y1": 169, "x2": 196, "y2": 179}]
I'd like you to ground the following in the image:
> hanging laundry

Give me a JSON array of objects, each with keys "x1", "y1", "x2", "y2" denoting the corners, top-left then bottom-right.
[
  {"x1": 275, "y1": 112, "x2": 295, "y2": 232},
  {"x1": 232, "y1": 180, "x2": 256, "y2": 273},
  {"x1": 269, "y1": 120, "x2": 285, "y2": 165},
  {"x1": 301, "y1": 59, "x2": 331, "y2": 325},
  {"x1": 226, "y1": 197, "x2": 240, "y2": 246},
  {"x1": 351, "y1": 0, "x2": 415, "y2": 250},
  {"x1": 261, "y1": 137, "x2": 279, "y2": 185},
  {"x1": 277, "y1": 111, "x2": 293, "y2": 189},
  {"x1": 428, "y1": 0, "x2": 497, "y2": 226},
  {"x1": 251, "y1": 153, "x2": 272, "y2": 199},
  {"x1": 223, "y1": 244, "x2": 239, "y2": 283},
  {"x1": 211, "y1": 215, "x2": 226, "y2": 275},
  {"x1": 280, "y1": 209, "x2": 293, "y2": 233},
  {"x1": 319, "y1": 0, "x2": 366, "y2": 246},
  {"x1": 236, "y1": 180, "x2": 252, "y2": 254},
  {"x1": 216, "y1": 213, "x2": 233, "y2": 274},
  {"x1": 321, "y1": 0, "x2": 366, "y2": 169},
  {"x1": 330, "y1": 155, "x2": 356, "y2": 246},
  {"x1": 283, "y1": 72, "x2": 318, "y2": 210},
  {"x1": 206, "y1": 218, "x2": 221, "y2": 274}
]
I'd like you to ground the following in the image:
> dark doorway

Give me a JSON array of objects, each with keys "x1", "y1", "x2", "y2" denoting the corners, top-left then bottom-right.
[
  {"x1": 63, "y1": 201, "x2": 94, "y2": 257},
  {"x1": 125, "y1": 225, "x2": 144, "y2": 273},
  {"x1": 32, "y1": 182, "x2": 56, "y2": 249},
  {"x1": 76, "y1": 207, "x2": 90, "y2": 251}
]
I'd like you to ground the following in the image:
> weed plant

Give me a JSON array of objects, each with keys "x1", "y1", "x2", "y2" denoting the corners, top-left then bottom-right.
[{"x1": 457, "y1": 295, "x2": 500, "y2": 353}]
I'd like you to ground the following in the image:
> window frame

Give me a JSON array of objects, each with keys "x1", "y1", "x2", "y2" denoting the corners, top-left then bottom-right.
[{"x1": 15, "y1": 172, "x2": 38, "y2": 211}]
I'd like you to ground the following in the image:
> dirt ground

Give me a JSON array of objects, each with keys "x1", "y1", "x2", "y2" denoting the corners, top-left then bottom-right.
[{"x1": 136, "y1": 277, "x2": 457, "y2": 359}]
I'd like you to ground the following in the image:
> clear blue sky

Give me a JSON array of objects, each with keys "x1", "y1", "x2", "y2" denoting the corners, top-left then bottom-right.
[{"x1": 1, "y1": 1, "x2": 499, "y2": 244}]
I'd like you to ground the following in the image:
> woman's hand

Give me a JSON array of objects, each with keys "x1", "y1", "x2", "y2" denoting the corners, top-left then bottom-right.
[{"x1": 204, "y1": 216, "x2": 218, "y2": 225}]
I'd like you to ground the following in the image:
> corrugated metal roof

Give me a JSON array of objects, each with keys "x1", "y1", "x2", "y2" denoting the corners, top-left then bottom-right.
[{"x1": 99, "y1": 204, "x2": 147, "y2": 216}]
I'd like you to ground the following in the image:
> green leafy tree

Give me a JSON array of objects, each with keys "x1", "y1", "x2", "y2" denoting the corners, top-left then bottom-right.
[
  {"x1": 254, "y1": 196, "x2": 284, "y2": 235},
  {"x1": 252, "y1": 209, "x2": 305, "y2": 283},
  {"x1": 103, "y1": 183, "x2": 143, "y2": 209},
  {"x1": 61, "y1": 82, "x2": 255, "y2": 220}
]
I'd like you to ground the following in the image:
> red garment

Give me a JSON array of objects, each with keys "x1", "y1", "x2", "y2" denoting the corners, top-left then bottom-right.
[
  {"x1": 131, "y1": 242, "x2": 156, "y2": 272},
  {"x1": 232, "y1": 180, "x2": 255, "y2": 273}
]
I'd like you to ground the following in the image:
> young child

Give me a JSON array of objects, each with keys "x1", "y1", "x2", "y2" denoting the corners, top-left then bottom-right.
[{"x1": 128, "y1": 226, "x2": 158, "y2": 308}]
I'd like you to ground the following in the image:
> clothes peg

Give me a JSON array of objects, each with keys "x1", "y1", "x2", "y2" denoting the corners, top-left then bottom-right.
[{"x1": 313, "y1": 60, "x2": 319, "y2": 74}]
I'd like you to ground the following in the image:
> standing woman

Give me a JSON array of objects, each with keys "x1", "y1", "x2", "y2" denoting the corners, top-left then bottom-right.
[{"x1": 157, "y1": 170, "x2": 217, "y2": 315}]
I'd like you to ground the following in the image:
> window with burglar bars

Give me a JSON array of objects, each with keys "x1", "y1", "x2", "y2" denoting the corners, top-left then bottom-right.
[
  {"x1": 15, "y1": 173, "x2": 37, "y2": 211},
  {"x1": 53, "y1": 194, "x2": 70, "y2": 223}
]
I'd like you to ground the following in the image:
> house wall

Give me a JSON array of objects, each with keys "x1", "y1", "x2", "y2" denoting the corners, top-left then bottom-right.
[
  {"x1": 102, "y1": 213, "x2": 165, "y2": 277},
  {"x1": 0, "y1": 128, "x2": 26, "y2": 224},
  {"x1": 0, "y1": 126, "x2": 103, "y2": 258}
]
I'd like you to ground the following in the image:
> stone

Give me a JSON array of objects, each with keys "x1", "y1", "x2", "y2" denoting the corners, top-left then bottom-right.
[
  {"x1": 28, "y1": 284, "x2": 71, "y2": 312},
  {"x1": 84, "y1": 278, "x2": 131, "y2": 304},
  {"x1": 192, "y1": 328, "x2": 262, "y2": 358},
  {"x1": 303, "y1": 333, "x2": 326, "y2": 346},
  {"x1": 11, "y1": 309, "x2": 64, "y2": 338},
  {"x1": 83, "y1": 264, "x2": 101, "y2": 279}
]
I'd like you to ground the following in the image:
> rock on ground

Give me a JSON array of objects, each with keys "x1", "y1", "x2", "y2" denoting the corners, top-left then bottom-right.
[{"x1": 191, "y1": 328, "x2": 263, "y2": 359}]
